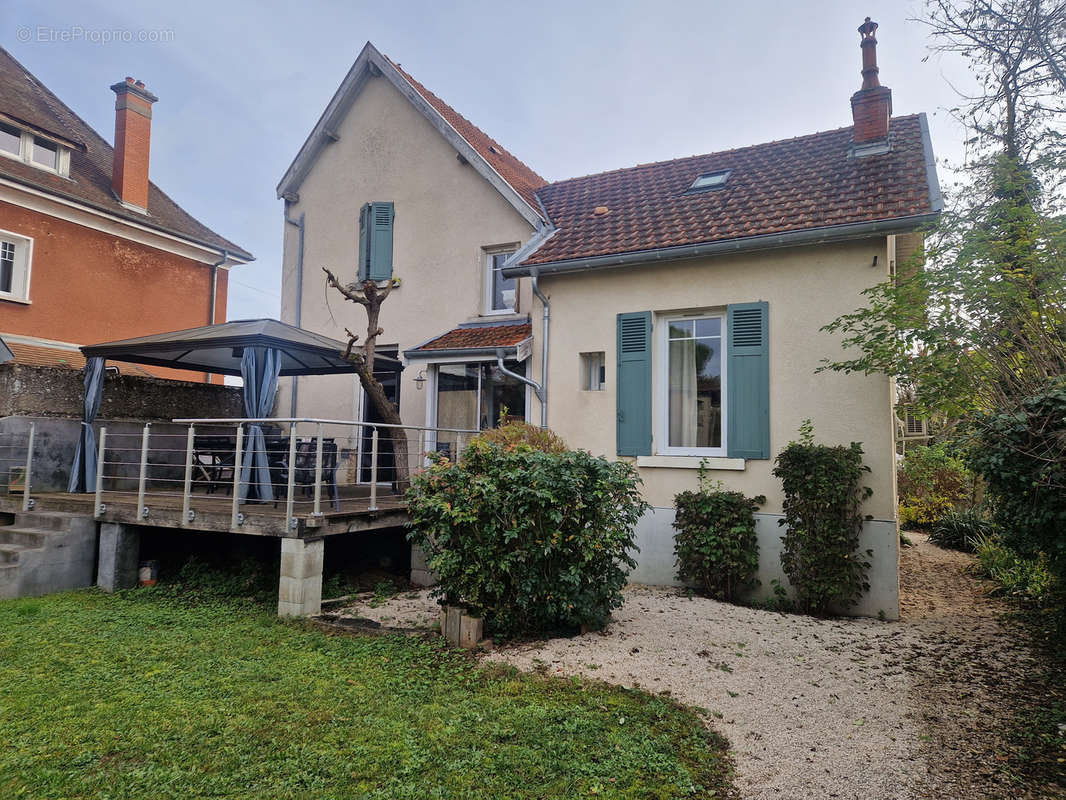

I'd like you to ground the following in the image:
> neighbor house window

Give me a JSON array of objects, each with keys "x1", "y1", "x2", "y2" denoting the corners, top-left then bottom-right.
[
  {"x1": 661, "y1": 314, "x2": 725, "y2": 453},
  {"x1": 580, "y1": 352, "x2": 605, "y2": 391},
  {"x1": 484, "y1": 248, "x2": 517, "y2": 313},
  {"x1": 0, "y1": 123, "x2": 20, "y2": 157},
  {"x1": 0, "y1": 231, "x2": 33, "y2": 302}
]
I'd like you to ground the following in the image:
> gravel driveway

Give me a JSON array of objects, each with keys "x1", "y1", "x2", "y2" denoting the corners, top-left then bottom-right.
[{"x1": 337, "y1": 535, "x2": 1054, "y2": 799}]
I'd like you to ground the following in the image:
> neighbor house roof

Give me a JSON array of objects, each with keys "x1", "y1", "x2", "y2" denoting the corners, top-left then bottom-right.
[
  {"x1": 405, "y1": 321, "x2": 532, "y2": 359},
  {"x1": 276, "y1": 42, "x2": 546, "y2": 228},
  {"x1": 507, "y1": 114, "x2": 941, "y2": 275},
  {"x1": 0, "y1": 47, "x2": 253, "y2": 262},
  {"x1": 2, "y1": 340, "x2": 153, "y2": 376}
]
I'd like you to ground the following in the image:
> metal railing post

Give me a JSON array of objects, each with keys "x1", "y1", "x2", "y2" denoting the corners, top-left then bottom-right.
[
  {"x1": 182, "y1": 424, "x2": 195, "y2": 525},
  {"x1": 230, "y1": 425, "x2": 244, "y2": 528},
  {"x1": 285, "y1": 424, "x2": 297, "y2": 530},
  {"x1": 94, "y1": 427, "x2": 107, "y2": 518},
  {"x1": 21, "y1": 422, "x2": 35, "y2": 512},
  {"x1": 369, "y1": 427, "x2": 379, "y2": 511},
  {"x1": 136, "y1": 423, "x2": 151, "y2": 519},
  {"x1": 312, "y1": 423, "x2": 324, "y2": 516}
]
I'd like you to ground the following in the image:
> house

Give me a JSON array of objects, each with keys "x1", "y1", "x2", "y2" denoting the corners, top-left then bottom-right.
[
  {"x1": 278, "y1": 19, "x2": 941, "y2": 619},
  {"x1": 0, "y1": 47, "x2": 252, "y2": 383}
]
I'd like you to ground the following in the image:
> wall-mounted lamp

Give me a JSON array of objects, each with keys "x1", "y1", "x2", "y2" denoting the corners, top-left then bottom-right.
[{"x1": 413, "y1": 369, "x2": 427, "y2": 391}]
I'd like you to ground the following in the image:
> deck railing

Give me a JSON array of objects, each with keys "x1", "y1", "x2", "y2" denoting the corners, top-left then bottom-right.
[
  {"x1": 0, "y1": 422, "x2": 36, "y2": 512},
  {"x1": 88, "y1": 417, "x2": 479, "y2": 532}
]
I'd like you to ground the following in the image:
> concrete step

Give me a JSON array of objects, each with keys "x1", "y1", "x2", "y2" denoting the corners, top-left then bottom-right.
[
  {"x1": 13, "y1": 511, "x2": 81, "y2": 532},
  {"x1": 0, "y1": 543, "x2": 33, "y2": 564},
  {"x1": 0, "y1": 528, "x2": 48, "y2": 548}
]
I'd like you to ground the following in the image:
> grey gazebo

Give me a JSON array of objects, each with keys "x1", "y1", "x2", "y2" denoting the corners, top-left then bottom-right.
[{"x1": 70, "y1": 319, "x2": 401, "y2": 496}]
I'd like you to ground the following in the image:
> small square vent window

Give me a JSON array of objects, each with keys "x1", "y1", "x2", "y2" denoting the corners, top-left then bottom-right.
[{"x1": 689, "y1": 170, "x2": 731, "y2": 192}]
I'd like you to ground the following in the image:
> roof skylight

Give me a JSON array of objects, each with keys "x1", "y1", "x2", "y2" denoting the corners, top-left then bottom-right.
[{"x1": 689, "y1": 170, "x2": 731, "y2": 192}]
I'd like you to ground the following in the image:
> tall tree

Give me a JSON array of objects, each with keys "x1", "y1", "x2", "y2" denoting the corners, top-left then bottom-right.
[{"x1": 323, "y1": 268, "x2": 410, "y2": 491}]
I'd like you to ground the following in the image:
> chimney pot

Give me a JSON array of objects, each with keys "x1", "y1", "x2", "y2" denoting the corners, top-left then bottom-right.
[
  {"x1": 850, "y1": 17, "x2": 892, "y2": 147},
  {"x1": 110, "y1": 78, "x2": 158, "y2": 210}
]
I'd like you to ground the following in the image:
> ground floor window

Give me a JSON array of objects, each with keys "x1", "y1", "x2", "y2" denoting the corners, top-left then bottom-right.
[
  {"x1": 663, "y1": 314, "x2": 724, "y2": 453},
  {"x1": 436, "y1": 361, "x2": 526, "y2": 432}
]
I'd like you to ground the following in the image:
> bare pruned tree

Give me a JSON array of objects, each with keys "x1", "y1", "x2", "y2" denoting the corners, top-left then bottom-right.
[{"x1": 323, "y1": 268, "x2": 410, "y2": 492}]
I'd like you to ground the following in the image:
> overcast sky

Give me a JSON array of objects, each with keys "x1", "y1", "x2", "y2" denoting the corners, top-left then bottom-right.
[{"x1": 6, "y1": 0, "x2": 974, "y2": 321}]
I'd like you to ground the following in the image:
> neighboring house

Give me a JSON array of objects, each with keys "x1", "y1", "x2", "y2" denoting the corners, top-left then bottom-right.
[
  {"x1": 0, "y1": 47, "x2": 252, "y2": 383},
  {"x1": 279, "y1": 19, "x2": 941, "y2": 619}
]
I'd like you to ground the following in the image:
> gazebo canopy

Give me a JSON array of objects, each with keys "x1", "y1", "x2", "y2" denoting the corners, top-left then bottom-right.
[{"x1": 80, "y1": 318, "x2": 401, "y2": 377}]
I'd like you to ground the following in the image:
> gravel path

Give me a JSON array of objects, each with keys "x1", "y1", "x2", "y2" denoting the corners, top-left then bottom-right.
[{"x1": 338, "y1": 535, "x2": 1055, "y2": 799}]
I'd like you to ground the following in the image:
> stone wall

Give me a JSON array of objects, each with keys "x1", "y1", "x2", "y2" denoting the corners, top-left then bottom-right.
[{"x1": 0, "y1": 363, "x2": 244, "y2": 420}]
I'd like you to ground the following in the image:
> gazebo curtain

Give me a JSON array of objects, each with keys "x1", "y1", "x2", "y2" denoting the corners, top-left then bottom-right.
[
  {"x1": 67, "y1": 357, "x2": 106, "y2": 493},
  {"x1": 238, "y1": 347, "x2": 281, "y2": 502}
]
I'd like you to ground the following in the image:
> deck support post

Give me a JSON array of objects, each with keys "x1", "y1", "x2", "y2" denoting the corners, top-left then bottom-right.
[
  {"x1": 312, "y1": 423, "x2": 324, "y2": 517},
  {"x1": 21, "y1": 422, "x2": 35, "y2": 512},
  {"x1": 278, "y1": 537, "x2": 323, "y2": 617},
  {"x1": 97, "y1": 522, "x2": 139, "y2": 592},
  {"x1": 285, "y1": 425, "x2": 297, "y2": 531},
  {"x1": 94, "y1": 427, "x2": 107, "y2": 518},
  {"x1": 181, "y1": 425, "x2": 195, "y2": 525},
  {"x1": 230, "y1": 426, "x2": 244, "y2": 529},
  {"x1": 368, "y1": 428, "x2": 379, "y2": 512},
  {"x1": 136, "y1": 423, "x2": 151, "y2": 520}
]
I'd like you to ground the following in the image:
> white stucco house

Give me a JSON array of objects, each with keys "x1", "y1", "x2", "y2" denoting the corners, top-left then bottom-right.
[{"x1": 276, "y1": 19, "x2": 942, "y2": 619}]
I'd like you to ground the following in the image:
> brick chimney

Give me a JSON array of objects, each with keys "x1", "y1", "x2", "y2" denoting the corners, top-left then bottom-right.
[
  {"x1": 110, "y1": 77, "x2": 158, "y2": 211},
  {"x1": 850, "y1": 17, "x2": 892, "y2": 149}
]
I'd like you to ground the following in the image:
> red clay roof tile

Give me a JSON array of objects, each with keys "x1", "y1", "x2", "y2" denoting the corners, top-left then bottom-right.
[{"x1": 412, "y1": 322, "x2": 532, "y2": 352}]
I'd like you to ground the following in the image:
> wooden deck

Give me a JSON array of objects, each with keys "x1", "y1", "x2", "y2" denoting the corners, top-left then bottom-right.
[{"x1": 0, "y1": 486, "x2": 409, "y2": 538}]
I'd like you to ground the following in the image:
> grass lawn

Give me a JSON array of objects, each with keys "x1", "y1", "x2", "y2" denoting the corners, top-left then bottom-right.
[{"x1": 0, "y1": 589, "x2": 734, "y2": 799}]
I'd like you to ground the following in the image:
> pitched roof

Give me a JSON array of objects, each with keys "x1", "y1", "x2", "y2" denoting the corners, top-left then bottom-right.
[
  {"x1": 3, "y1": 341, "x2": 154, "y2": 376},
  {"x1": 387, "y1": 59, "x2": 546, "y2": 210},
  {"x1": 0, "y1": 47, "x2": 252, "y2": 262},
  {"x1": 517, "y1": 114, "x2": 939, "y2": 269},
  {"x1": 406, "y1": 322, "x2": 532, "y2": 357}
]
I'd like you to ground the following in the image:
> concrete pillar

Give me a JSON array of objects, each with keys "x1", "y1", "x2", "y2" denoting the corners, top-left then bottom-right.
[
  {"x1": 278, "y1": 537, "x2": 323, "y2": 617},
  {"x1": 97, "y1": 523, "x2": 140, "y2": 592},
  {"x1": 410, "y1": 543, "x2": 437, "y2": 587}
]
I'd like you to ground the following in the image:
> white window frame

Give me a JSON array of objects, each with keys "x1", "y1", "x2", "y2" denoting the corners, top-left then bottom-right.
[
  {"x1": 0, "y1": 125, "x2": 70, "y2": 178},
  {"x1": 0, "y1": 228, "x2": 34, "y2": 304},
  {"x1": 482, "y1": 245, "x2": 519, "y2": 316},
  {"x1": 655, "y1": 311, "x2": 727, "y2": 457}
]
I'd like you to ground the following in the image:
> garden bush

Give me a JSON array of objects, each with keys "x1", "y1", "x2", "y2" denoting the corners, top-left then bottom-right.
[
  {"x1": 673, "y1": 464, "x2": 764, "y2": 602},
  {"x1": 469, "y1": 418, "x2": 568, "y2": 454},
  {"x1": 971, "y1": 531, "x2": 1057, "y2": 606},
  {"x1": 967, "y1": 378, "x2": 1066, "y2": 577},
  {"x1": 772, "y1": 420, "x2": 873, "y2": 615},
  {"x1": 927, "y1": 507, "x2": 997, "y2": 553},
  {"x1": 406, "y1": 439, "x2": 648, "y2": 637},
  {"x1": 897, "y1": 443, "x2": 974, "y2": 530}
]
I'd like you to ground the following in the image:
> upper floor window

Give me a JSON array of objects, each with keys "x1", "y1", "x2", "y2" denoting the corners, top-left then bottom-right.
[
  {"x1": 0, "y1": 123, "x2": 69, "y2": 177},
  {"x1": 484, "y1": 247, "x2": 517, "y2": 314},
  {"x1": 0, "y1": 230, "x2": 33, "y2": 303}
]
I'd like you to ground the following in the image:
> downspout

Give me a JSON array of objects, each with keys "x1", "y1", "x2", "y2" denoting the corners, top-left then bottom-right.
[
  {"x1": 495, "y1": 348, "x2": 543, "y2": 409},
  {"x1": 207, "y1": 249, "x2": 228, "y2": 383},
  {"x1": 284, "y1": 209, "x2": 305, "y2": 415},
  {"x1": 530, "y1": 268, "x2": 550, "y2": 428}
]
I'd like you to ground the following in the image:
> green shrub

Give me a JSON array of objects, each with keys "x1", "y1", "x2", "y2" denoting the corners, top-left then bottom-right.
[
  {"x1": 406, "y1": 440, "x2": 648, "y2": 637},
  {"x1": 971, "y1": 531, "x2": 1057, "y2": 606},
  {"x1": 967, "y1": 378, "x2": 1066, "y2": 577},
  {"x1": 897, "y1": 443, "x2": 974, "y2": 530},
  {"x1": 469, "y1": 419, "x2": 568, "y2": 454},
  {"x1": 673, "y1": 464, "x2": 764, "y2": 602},
  {"x1": 772, "y1": 420, "x2": 873, "y2": 615},
  {"x1": 927, "y1": 508, "x2": 997, "y2": 553}
]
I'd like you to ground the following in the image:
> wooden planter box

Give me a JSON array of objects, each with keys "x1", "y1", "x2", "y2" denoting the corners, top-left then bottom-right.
[{"x1": 440, "y1": 605, "x2": 483, "y2": 649}]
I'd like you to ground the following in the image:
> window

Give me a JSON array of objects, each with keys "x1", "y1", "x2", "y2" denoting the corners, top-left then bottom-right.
[
  {"x1": 688, "y1": 170, "x2": 731, "y2": 192},
  {"x1": 0, "y1": 231, "x2": 33, "y2": 302},
  {"x1": 661, "y1": 314, "x2": 725, "y2": 454},
  {"x1": 485, "y1": 249, "x2": 517, "y2": 313},
  {"x1": 580, "y1": 352, "x2": 605, "y2": 391},
  {"x1": 435, "y1": 361, "x2": 527, "y2": 433},
  {"x1": 31, "y1": 138, "x2": 58, "y2": 170},
  {"x1": 0, "y1": 123, "x2": 20, "y2": 156}
]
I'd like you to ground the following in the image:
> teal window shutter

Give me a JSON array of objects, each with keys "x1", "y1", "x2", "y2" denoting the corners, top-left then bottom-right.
[
  {"x1": 357, "y1": 203, "x2": 371, "y2": 282},
  {"x1": 726, "y1": 302, "x2": 770, "y2": 459},
  {"x1": 617, "y1": 311, "x2": 653, "y2": 457},
  {"x1": 368, "y1": 201, "x2": 394, "y2": 281}
]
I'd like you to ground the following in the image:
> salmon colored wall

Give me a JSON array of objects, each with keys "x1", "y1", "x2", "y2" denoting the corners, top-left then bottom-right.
[{"x1": 0, "y1": 200, "x2": 224, "y2": 382}]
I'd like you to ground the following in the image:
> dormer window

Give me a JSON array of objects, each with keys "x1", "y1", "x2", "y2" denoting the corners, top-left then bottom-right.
[
  {"x1": 0, "y1": 122, "x2": 70, "y2": 177},
  {"x1": 688, "y1": 170, "x2": 731, "y2": 192}
]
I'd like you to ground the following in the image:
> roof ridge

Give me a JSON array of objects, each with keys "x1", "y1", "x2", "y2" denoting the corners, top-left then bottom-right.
[{"x1": 539, "y1": 114, "x2": 923, "y2": 191}]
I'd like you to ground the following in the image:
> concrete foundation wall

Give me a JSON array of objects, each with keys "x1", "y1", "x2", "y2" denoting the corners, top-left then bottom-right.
[{"x1": 629, "y1": 507, "x2": 900, "y2": 620}]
